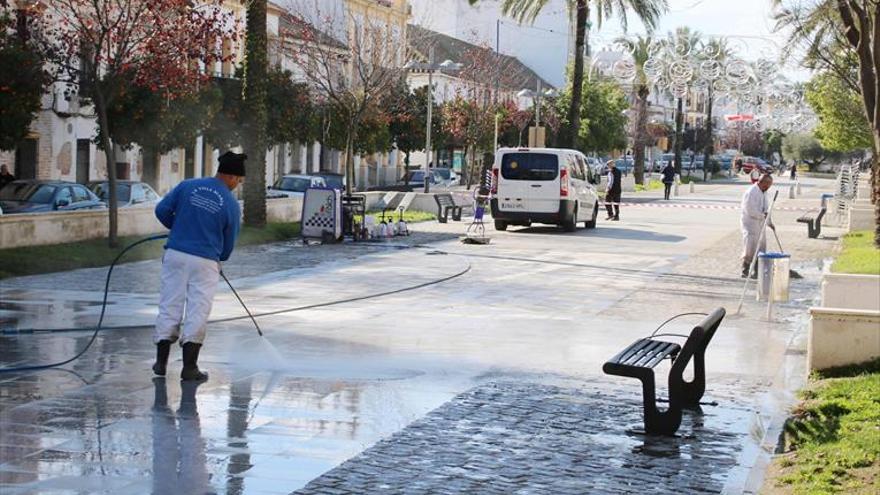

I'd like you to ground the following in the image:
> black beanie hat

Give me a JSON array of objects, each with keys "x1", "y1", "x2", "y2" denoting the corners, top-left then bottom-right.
[{"x1": 218, "y1": 151, "x2": 247, "y2": 176}]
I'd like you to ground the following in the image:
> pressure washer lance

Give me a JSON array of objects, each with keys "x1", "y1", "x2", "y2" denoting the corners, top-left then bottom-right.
[{"x1": 220, "y1": 270, "x2": 264, "y2": 337}]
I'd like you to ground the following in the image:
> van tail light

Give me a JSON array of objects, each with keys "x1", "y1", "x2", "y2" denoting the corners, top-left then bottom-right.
[
  {"x1": 491, "y1": 168, "x2": 498, "y2": 195},
  {"x1": 560, "y1": 168, "x2": 570, "y2": 197}
]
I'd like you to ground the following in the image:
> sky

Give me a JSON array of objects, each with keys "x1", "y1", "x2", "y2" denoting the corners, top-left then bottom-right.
[
  {"x1": 586, "y1": 0, "x2": 811, "y2": 81},
  {"x1": 408, "y1": 0, "x2": 810, "y2": 87}
]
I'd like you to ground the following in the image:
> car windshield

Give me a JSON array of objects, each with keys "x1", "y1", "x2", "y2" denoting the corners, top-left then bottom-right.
[
  {"x1": 0, "y1": 183, "x2": 57, "y2": 203},
  {"x1": 434, "y1": 169, "x2": 451, "y2": 179},
  {"x1": 501, "y1": 153, "x2": 558, "y2": 181},
  {"x1": 274, "y1": 177, "x2": 311, "y2": 192},
  {"x1": 90, "y1": 183, "x2": 131, "y2": 202},
  {"x1": 320, "y1": 176, "x2": 343, "y2": 189}
]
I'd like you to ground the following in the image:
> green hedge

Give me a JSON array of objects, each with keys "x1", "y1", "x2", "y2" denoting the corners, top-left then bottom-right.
[{"x1": 832, "y1": 231, "x2": 880, "y2": 275}]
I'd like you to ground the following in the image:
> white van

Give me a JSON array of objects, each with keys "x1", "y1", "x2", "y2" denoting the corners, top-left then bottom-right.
[{"x1": 490, "y1": 148, "x2": 601, "y2": 232}]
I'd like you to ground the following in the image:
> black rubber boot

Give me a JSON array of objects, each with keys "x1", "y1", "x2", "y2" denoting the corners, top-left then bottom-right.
[
  {"x1": 152, "y1": 340, "x2": 172, "y2": 376},
  {"x1": 181, "y1": 342, "x2": 209, "y2": 382}
]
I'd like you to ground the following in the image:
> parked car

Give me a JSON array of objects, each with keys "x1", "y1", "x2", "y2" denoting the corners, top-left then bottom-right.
[
  {"x1": 490, "y1": 147, "x2": 601, "y2": 232},
  {"x1": 308, "y1": 172, "x2": 344, "y2": 191},
  {"x1": 614, "y1": 158, "x2": 635, "y2": 175},
  {"x1": 741, "y1": 157, "x2": 772, "y2": 175},
  {"x1": 0, "y1": 180, "x2": 105, "y2": 214},
  {"x1": 267, "y1": 174, "x2": 326, "y2": 198},
  {"x1": 656, "y1": 153, "x2": 675, "y2": 172},
  {"x1": 713, "y1": 155, "x2": 733, "y2": 170},
  {"x1": 88, "y1": 180, "x2": 161, "y2": 208},
  {"x1": 432, "y1": 167, "x2": 459, "y2": 187},
  {"x1": 402, "y1": 170, "x2": 443, "y2": 189}
]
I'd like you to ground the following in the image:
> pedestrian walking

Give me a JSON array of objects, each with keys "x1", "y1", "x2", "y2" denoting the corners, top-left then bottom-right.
[
  {"x1": 790, "y1": 163, "x2": 797, "y2": 181},
  {"x1": 605, "y1": 160, "x2": 622, "y2": 221},
  {"x1": 0, "y1": 165, "x2": 15, "y2": 189},
  {"x1": 152, "y1": 151, "x2": 246, "y2": 381},
  {"x1": 661, "y1": 162, "x2": 675, "y2": 200},
  {"x1": 740, "y1": 174, "x2": 775, "y2": 278}
]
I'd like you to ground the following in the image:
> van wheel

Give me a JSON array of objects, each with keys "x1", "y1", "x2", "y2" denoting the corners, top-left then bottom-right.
[
  {"x1": 585, "y1": 203, "x2": 598, "y2": 229},
  {"x1": 562, "y1": 208, "x2": 577, "y2": 232},
  {"x1": 494, "y1": 220, "x2": 508, "y2": 231}
]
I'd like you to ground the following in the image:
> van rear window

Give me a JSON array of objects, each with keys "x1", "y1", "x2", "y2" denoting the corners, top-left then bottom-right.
[{"x1": 501, "y1": 153, "x2": 558, "y2": 181}]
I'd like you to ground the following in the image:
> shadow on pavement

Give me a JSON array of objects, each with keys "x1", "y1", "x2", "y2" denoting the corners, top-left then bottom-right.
[{"x1": 511, "y1": 226, "x2": 687, "y2": 243}]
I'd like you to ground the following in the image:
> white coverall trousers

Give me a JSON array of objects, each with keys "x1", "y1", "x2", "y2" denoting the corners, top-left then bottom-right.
[
  {"x1": 741, "y1": 222, "x2": 767, "y2": 269},
  {"x1": 154, "y1": 249, "x2": 220, "y2": 345}
]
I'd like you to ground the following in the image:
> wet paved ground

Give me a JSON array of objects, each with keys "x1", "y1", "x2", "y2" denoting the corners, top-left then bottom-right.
[
  {"x1": 297, "y1": 378, "x2": 767, "y2": 494},
  {"x1": 0, "y1": 177, "x2": 843, "y2": 494}
]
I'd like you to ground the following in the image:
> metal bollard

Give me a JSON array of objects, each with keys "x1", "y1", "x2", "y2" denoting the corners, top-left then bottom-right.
[
  {"x1": 796, "y1": 182, "x2": 802, "y2": 196},
  {"x1": 689, "y1": 182, "x2": 695, "y2": 194},
  {"x1": 673, "y1": 182, "x2": 680, "y2": 196},
  {"x1": 789, "y1": 184, "x2": 796, "y2": 199}
]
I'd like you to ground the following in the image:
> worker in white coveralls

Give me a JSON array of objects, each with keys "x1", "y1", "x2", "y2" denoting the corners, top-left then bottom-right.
[
  {"x1": 152, "y1": 151, "x2": 245, "y2": 381},
  {"x1": 740, "y1": 173, "x2": 775, "y2": 279}
]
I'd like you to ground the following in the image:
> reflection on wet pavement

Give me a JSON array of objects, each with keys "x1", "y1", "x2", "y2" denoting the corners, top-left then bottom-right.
[{"x1": 0, "y1": 325, "x2": 475, "y2": 494}]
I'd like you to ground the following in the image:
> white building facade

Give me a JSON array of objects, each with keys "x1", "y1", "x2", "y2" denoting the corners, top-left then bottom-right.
[{"x1": 408, "y1": 0, "x2": 571, "y2": 87}]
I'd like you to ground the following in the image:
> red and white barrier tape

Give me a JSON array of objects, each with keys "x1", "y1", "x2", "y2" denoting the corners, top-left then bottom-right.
[{"x1": 595, "y1": 201, "x2": 818, "y2": 212}]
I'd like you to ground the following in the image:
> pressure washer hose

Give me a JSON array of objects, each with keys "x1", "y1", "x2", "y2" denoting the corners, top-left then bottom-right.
[
  {"x1": 0, "y1": 236, "x2": 473, "y2": 373},
  {"x1": 0, "y1": 234, "x2": 169, "y2": 374}
]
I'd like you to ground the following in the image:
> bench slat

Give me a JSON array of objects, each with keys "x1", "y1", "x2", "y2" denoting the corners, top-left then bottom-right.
[{"x1": 610, "y1": 338, "x2": 679, "y2": 369}]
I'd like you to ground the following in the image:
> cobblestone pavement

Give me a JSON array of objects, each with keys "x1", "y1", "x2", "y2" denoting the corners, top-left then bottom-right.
[{"x1": 297, "y1": 377, "x2": 767, "y2": 495}]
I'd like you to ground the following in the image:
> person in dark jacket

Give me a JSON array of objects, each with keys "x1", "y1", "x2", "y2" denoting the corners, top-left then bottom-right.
[
  {"x1": 605, "y1": 160, "x2": 622, "y2": 221},
  {"x1": 152, "y1": 151, "x2": 245, "y2": 382},
  {"x1": 0, "y1": 165, "x2": 15, "y2": 189},
  {"x1": 661, "y1": 163, "x2": 676, "y2": 200},
  {"x1": 789, "y1": 163, "x2": 797, "y2": 181}
]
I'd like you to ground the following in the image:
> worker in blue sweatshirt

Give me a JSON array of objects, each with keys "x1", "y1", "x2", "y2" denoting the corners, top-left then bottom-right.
[{"x1": 152, "y1": 151, "x2": 245, "y2": 381}]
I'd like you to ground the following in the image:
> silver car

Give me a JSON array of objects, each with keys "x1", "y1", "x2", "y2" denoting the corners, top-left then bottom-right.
[
  {"x1": 268, "y1": 175, "x2": 326, "y2": 198},
  {"x1": 88, "y1": 181, "x2": 161, "y2": 208}
]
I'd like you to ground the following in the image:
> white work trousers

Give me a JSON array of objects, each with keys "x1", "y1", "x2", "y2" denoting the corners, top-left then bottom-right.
[
  {"x1": 154, "y1": 249, "x2": 220, "y2": 345},
  {"x1": 741, "y1": 224, "x2": 767, "y2": 267}
]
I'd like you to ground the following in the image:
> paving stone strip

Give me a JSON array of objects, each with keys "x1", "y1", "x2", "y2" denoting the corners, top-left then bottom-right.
[{"x1": 295, "y1": 379, "x2": 760, "y2": 494}]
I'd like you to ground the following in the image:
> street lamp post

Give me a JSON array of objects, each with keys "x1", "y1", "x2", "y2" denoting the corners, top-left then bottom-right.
[
  {"x1": 518, "y1": 81, "x2": 558, "y2": 148},
  {"x1": 424, "y1": 46, "x2": 434, "y2": 194},
  {"x1": 405, "y1": 50, "x2": 461, "y2": 194}
]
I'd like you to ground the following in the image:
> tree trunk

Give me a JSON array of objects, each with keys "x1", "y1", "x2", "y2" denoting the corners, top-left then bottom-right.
[
  {"x1": 874, "y1": 138, "x2": 880, "y2": 248},
  {"x1": 344, "y1": 129, "x2": 355, "y2": 196},
  {"x1": 565, "y1": 0, "x2": 588, "y2": 149},
  {"x1": 463, "y1": 145, "x2": 471, "y2": 190},
  {"x1": 633, "y1": 86, "x2": 649, "y2": 185},
  {"x1": 93, "y1": 89, "x2": 118, "y2": 247},
  {"x1": 673, "y1": 97, "x2": 684, "y2": 176},
  {"x1": 243, "y1": 0, "x2": 268, "y2": 227},
  {"x1": 142, "y1": 145, "x2": 160, "y2": 190},
  {"x1": 703, "y1": 86, "x2": 714, "y2": 182}
]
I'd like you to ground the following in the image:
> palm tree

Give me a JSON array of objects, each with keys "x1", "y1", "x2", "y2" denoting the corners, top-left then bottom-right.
[
  {"x1": 617, "y1": 35, "x2": 652, "y2": 185},
  {"x1": 468, "y1": 0, "x2": 668, "y2": 149},
  {"x1": 699, "y1": 37, "x2": 730, "y2": 181},
  {"x1": 243, "y1": 0, "x2": 269, "y2": 227},
  {"x1": 666, "y1": 27, "x2": 701, "y2": 177}
]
